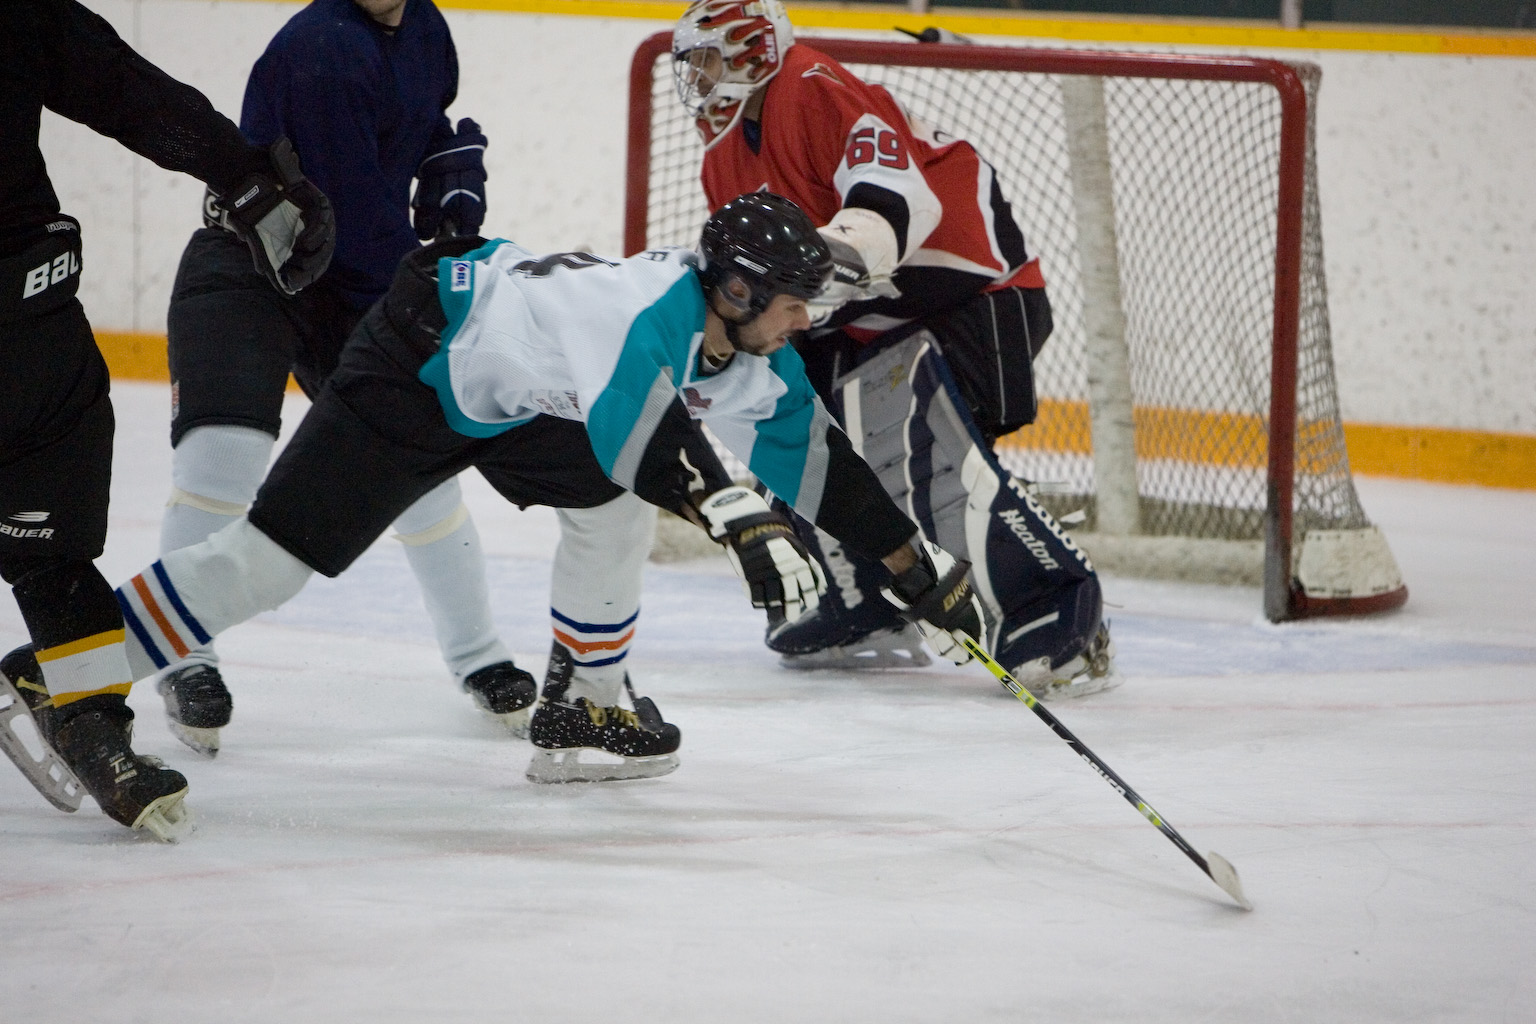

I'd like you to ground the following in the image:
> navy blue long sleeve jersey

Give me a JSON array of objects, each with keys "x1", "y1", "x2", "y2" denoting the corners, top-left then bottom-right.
[{"x1": 240, "y1": 0, "x2": 458, "y2": 308}]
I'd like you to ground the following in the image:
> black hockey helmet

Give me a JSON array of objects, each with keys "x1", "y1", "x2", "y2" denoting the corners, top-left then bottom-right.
[{"x1": 697, "y1": 192, "x2": 832, "y2": 322}]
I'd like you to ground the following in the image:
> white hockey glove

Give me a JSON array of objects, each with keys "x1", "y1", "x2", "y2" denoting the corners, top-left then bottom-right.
[
  {"x1": 809, "y1": 208, "x2": 901, "y2": 324},
  {"x1": 210, "y1": 138, "x2": 335, "y2": 296},
  {"x1": 882, "y1": 540, "x2": 986, "y2": 665},
  {"x1": 697, "y1": 486, "x2": 827, "y2": 625}
]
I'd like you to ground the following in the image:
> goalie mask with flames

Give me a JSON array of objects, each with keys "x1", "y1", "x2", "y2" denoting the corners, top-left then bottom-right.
[{"x1": 672, "y1": 0, "x2": 794, "y2": 149}]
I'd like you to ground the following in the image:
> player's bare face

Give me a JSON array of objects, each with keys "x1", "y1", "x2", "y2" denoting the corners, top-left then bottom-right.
[{"x1": 734, "y1": 293, "x2": 811, "y2": 356}]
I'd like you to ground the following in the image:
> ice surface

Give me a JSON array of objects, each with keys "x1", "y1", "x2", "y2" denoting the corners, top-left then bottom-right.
[{"x1": 2, "y1": 382, "x2": 1532, "y2": 1022}]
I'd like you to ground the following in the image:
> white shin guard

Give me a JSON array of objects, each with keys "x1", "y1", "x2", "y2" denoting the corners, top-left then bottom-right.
[
  {"x1": 551, "y1": 492, "x2": 657, "y2": 706},
  {"x1": 119, "y1": 517, "x2": 314, "y2": 682},
  {"x1": 159, "y1": 425, "x2": 276, "y2": 671},
  {"x1": 393, "y1": 478, "x2": 510, "y2": 683}
]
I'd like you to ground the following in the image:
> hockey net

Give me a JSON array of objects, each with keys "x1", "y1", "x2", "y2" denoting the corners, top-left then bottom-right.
[{"x1": 625, "y1": 32, "x2": 1406, "y2": 621}]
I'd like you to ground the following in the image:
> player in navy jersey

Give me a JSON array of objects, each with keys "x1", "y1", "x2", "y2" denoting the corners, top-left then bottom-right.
[
  {"x1": 673, "y1": 1, "x2": 1118, "y2": 699},
  {"x1": 113, "y1": 194, "x2": 989, "y2": 788},
  {"x1": 0, "y1": 0, "x2": 333, "y2": 839},
  {"x1": 151, "y1": 0, "x2": 530, "y2": 757}
]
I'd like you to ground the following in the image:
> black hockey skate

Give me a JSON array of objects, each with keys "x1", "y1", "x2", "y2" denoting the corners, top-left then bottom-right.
[
  {"x1": 156, "y1": 663, "x2": 232, "y2": 758},
  {"x1": 526, "y1": 645, "x2": 680, "y2": 784},
  {"x1": 0, "y1": 645, "x2": 84, "y2": 812},
  {"x1": 463, "y1": 661, "x2": 537, "y2": 738},
  {"x1": 51, "y1": 695, "x2": 191, "y2": 842}
]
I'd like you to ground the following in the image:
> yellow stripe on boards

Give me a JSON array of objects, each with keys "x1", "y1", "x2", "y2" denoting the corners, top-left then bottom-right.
[
  {"x1": 96, "y1": 331, "x2": 302, "y2": 392},
  {"x1": 35, "y1": 629, "x2": 128, "y2": 664},
  {"x1": 997, "y1": 402, "x2": 1536, "y2": 490},
  {"x1": 428, "y1": 0, "x2": 1536, "y2": 58},
  {"x1": 99, "y1": 327, "x2": 1536, "y2": 488},
  {"x1": 1342, "y1": 423, "x2": 1536, "y2": 491}
]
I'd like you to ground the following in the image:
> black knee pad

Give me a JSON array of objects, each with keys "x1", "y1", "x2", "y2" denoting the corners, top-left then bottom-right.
[{"x1": 9, "y1": 559, "x2": 123, "y2": 651}]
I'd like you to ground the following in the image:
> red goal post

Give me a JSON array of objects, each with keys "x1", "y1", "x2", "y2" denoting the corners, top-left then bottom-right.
[{"x1": 624, "y1": 31, "x2": 1407, "y2": 622}]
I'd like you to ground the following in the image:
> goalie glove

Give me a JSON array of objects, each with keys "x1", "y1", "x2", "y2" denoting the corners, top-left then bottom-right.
[
  {"x1": 210, "y1": 138, "x2": 335, "y2": 296},
  {"x1": 808, "y1": 207, "x2": 901, "y2": 324},
  {"x1": 882, "y1": 540, "x2": 985, "y2": 665},
  {"x1": 696, "y1": 486, "x2": 827, "y2": 625},
  {"x1": 413, "y1": 118, "x2": 488, "y2": 240}
]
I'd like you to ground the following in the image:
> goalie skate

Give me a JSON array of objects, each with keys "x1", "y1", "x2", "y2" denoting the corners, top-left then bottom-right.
[
  {"x1": 0, "y1": 647, "x2": 83, "y2": 813},
  {"x1": 778, "y1": 624, "x2": 932, "y2": 671},
  {"x1": 1010, "y1": 623, "x2": 1122, "y2": 701}
]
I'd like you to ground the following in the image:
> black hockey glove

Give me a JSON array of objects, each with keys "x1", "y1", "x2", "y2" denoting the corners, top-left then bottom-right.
[
  {"x1": 210, "y1": 138, "x2": 334, "y2": 296},
  {"x1": 696, "y1": 486, "x2": 827, "y2": 625},
  {"x1": 413, "y1": 118, "x2": 488, "y2": 240},
  {"x1": 882, "y1": 540, "x2": 985, "y2": 665}
]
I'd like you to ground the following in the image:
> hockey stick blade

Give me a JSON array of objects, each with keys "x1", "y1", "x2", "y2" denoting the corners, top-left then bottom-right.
[
  {"x1": 959, "y1": 633, "x2": 1253, "y2": 910},
  {"x1": 1204, "y1": 851, "x2": 1252, "y2": 911}
]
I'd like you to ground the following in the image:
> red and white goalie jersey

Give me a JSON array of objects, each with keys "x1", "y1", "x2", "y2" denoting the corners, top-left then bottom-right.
[{"x1": 699, "y1": 44, "x2": 1044, "y2": 336}]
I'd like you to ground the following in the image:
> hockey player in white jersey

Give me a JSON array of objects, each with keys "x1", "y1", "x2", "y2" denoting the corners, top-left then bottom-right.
[{"x1": 106, "y1": 192, "x2": 988, "y2": 793}]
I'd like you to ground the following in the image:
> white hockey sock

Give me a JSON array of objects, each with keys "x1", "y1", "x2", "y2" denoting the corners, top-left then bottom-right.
[
  {"x1": 551, "y1": 493, "x2": 657, "y2": 706},
  {"x1": 393, "y1": 478, "x2": 510, "y2": 683},
  {"x1": 37, "y1": 634, "x2": 133, "y2": 707},
  {"x1": 117, "y1": 517, "x2": 313, "y2": 682},
  {"x1": 158, "y1": 425, "x2": 276, "y2": 671}
]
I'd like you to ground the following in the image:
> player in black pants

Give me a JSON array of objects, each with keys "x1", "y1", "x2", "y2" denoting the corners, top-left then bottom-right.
[
  {"x1": 0, "y1": 0, "x2": 333, "y2": 840},
  {"x1": 155, "y1": 0, "x2": 518, "y2": 758}
]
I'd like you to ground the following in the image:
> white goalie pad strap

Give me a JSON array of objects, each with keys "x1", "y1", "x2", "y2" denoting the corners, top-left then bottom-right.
[
  {"x1": 821, "y1": 207, "x2": 899, "y2": 281},
  {"x1": 118, "y1": 517, "x2": 313, "y2": 681}
]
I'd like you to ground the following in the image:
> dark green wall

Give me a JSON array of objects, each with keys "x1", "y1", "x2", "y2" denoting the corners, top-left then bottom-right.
[{"x1": 941, "y1": 0, "x2": 1536, "y2": 28}]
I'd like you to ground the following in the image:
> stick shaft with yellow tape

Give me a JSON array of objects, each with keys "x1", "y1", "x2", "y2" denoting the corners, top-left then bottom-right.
[{"x1": 960, "y1": 634, "x2": 1252, "y2": 910}]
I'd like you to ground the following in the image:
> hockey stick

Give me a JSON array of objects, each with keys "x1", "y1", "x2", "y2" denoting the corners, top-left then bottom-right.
[{"x1": 960, "y1": 634, "x2": 1252, "y2": 910}]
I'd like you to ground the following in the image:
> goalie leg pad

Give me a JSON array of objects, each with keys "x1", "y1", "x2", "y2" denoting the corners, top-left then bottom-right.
[{"x1": 833, "y1": 332, "x2": 1105, "y2": 676}]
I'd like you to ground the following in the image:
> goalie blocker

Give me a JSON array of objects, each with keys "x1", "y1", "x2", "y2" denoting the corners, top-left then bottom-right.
[{"x1": 778, "y1": 329, "x2": 1116, "y2": 698}]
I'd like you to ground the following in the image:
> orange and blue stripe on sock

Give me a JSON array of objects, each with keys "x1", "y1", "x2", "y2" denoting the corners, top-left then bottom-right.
[
  {"x1": 551, "y1": 607, "x2": 637, "y2": 669},
  {"x1": 115, "y1": 561, "x2": 213, "y2": 671}
]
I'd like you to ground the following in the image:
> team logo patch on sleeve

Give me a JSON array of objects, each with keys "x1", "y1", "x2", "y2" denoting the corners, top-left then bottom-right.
[{"x1": 801, "y1": 62, "x2": 843, "y2": 84}]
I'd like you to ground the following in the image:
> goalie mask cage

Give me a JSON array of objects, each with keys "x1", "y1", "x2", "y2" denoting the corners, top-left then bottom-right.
[{"x1": 625, "y1": 32, "x2": 1407, "y2": 622}]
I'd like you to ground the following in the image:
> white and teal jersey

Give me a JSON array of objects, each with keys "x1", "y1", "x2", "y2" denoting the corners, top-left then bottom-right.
[{"x1": 419, "y1": 241, "x2": 836, "y2": 521}]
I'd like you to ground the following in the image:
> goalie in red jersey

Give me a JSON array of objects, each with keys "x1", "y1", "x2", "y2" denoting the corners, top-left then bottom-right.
[{"x1": 673, "y1": 0, "x2": 1119, "y2": 700}]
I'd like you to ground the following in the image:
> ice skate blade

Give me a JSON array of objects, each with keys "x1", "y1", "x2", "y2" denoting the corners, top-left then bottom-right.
[
  {"x1": 489, "y1": 705, "x2": 531, "y2": 740},
  {"x1": 167, "y1": 721, "x2": 220, "y2": 759},
  {"x1": 525, "y1": 748, "x2": 680, "y2": 784},
  {"x1": 0, "y1": 678, "x2": 84, "y2": 812},
  {"x1": 1035, "y1": 667, "x2": 1124, "y2": 702},
  {"x1": 132, "y1": 790, "x2": 193, "y2": 843}
]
